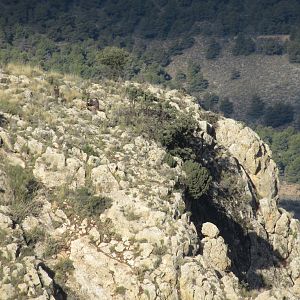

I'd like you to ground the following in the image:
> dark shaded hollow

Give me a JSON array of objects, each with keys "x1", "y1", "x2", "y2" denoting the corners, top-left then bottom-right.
[{"x1": 188, "y1": 196, "x2": 284, "y2": 290}]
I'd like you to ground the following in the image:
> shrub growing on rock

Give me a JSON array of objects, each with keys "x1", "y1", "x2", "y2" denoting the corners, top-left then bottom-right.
[
  {"x1": 6, "y1": 165, "x2": 41, "y2": 223},
  {"x1": 163, "y1": 153, "x2": 177, "y2": 168},
  {"x1": 72, "y1": 187, "x2": 113, "y2": 218},
  {"x1": 183, "y1": 160, "x2": 212, "y2": 200}
]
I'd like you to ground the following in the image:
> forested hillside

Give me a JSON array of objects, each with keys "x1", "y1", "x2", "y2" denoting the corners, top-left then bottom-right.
[
  {"x1": 1, "y1": 0, "x2": 300, "y2": 183},
  {"x1": 1, "y1": 0, "x2": 300, "y2": 77}
]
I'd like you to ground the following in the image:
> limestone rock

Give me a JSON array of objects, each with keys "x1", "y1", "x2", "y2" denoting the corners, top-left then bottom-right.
[
  {"x1": 0, "y1": 212, "x2": 13, "y2": 229},
  {"x1": 202, "y1": 236, "x2": 231, "y2": 272},
  {"x1": 91, "y1": 165, "x2": 119, "y2": 194},
  {"x1": 216, "y1": 118, "x2": 279, "y2": 198},
  {"x1": 201, "y1": 222, "x2": 220, "y2": 238}
]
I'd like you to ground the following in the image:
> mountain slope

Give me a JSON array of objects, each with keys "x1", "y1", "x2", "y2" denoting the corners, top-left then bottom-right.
[{"x1": 0, "y1": 65, "x2": 300, "y2": 299}]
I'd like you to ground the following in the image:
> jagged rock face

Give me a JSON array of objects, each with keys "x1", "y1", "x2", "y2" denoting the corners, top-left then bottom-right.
[
  {"x1": 215, "y1": 119, "x2": 279, "y2": 199},
  {"x1": 0, "y1": 67, "x2": 299, "y2": 299}
]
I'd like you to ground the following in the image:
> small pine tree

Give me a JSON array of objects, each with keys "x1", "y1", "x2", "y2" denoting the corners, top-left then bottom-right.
[
  {"x1": 219, "y1": 98, "x2": 234, "y2": 117},
  {"x1": 183, "y1": 160, "x2": 212, "y2": 200},
  {"x1": 232, "y1": 35, "x2": 256, "y2": 56},
  {"x1": 247, "y1": 95, "x2": 265, "y2": 120}
]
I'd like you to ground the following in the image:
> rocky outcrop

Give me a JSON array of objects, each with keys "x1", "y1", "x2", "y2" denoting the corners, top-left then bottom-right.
[
  {"x1": 216, "y1": 118, "x2": 279, "y2": 199},
  {"x1": 0, "y1": 67, "x2": 299, "y2": 299}
]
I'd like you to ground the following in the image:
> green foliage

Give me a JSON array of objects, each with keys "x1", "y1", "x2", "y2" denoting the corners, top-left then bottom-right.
[
  {"x1": 24, "y1": 227, "x2": 46, "y2": 246},
  {"x1": 259, "y1": 40, "x2": 284, "y2": 55},
  {"x1": 256, "y1": 126, "x2": 300, "y2": 182},
  {"x1": 71, "y1": 187, "x2": 113, "y2": 218},
  {"x1": 206, "y1": 39, "x2": 221, "y2": 60},
  {"x1": 219, "y1": 98, "x2": 234, "y2": 117},
  {"x1": 97, "y1": 47, "x2": 130, "y2": 79},
  {"x1": 157, "y1": 116, "x2": 197, "y2": 161},
  {"x1": 288, "y1": 40, "x2": 300, "y2": 63},
  {"x1": 82, "y1": 144, "x2": 98, "y2": 157},
  {"x1": 54, "y1": 258, "x2": 75, "y2": 289},
  {"x1": 247, "y1": 95, "x2": 265, "y2": 120},
  {"x1": 183, "y1": 160, "x2": 212, "y2": 200},
  {"x1": 163, "y1": 153, "x2": 177, "y2": 168},
  {"x1": 186, "y1": 63, "x2": 209, "y2": 93},
  {"x1": 286, "y1": 156, "x2": 300, "y2": 183},
  {"x1": 263, "y1": 103, "x2": 294, "y2": 127},
  {"x1": 0, "y1": 98, "x2": 21, "y2": 115},
  {"x1": 115, "y1": 286, "x2": 127, "y2": 295},
  {"x1": 201, "y1": 93, "x2": 219, "y2": 111},
  {"x1": 6, "y1": 165, "x2": 41, "y2": 223},
  {"x1": 232, "y1": 35, "x2": 256, "y2": 56}
]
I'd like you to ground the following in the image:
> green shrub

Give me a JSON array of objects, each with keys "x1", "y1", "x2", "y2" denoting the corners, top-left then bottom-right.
[
  {"x1": 157, "y1": 116, "x2": 196, "y2": 159},
  {"x1": 206, "y1": 39, "x2": 221, "y2": 59},
  {"x1": 263, "y1": 103, "x2": 294, "y2": 127},
  {"x1": 82, "y1": 144, "x2": 98, "y2": 157},
  {"x1": 54, "y1": 258, "x2": 74, "y2": 288},
  {"x1": 6, "y1": 165, "x2": 41, "y2": 223},
  {"x1": 97, "y1": 46, "x2": 130, "y2": 79},
  {"x1": 288, "y1": 40, "x2": 300, "y2": 63},
  {"x1": 219, "y1": 98, "x2": 234, "y2": 117},
  {"x1": 0, "y1": 98, "x2": 21, "y2": 115},
  {"x1": 259, "y1": 40, "x2": 284, "y2": 55},
  {"x1": 115, "y1": 286, "x2": 127, "y2": 295},
  {"x1": 201, "y1": 93, "x2": 219, "y2": 110},
  {"x1": 24, "y1": 227, "x2": 46, "y2": 246},
  {"x1": 163, "y1": 153, "x2": 177, "y2": 168},
  {"x1": 247, "y1": 95, "x2": 265, "y2": 120},
  {"x1": 72, "y1": 187, "x2": 113, "y2": 218},
  {"x1": 183, "y1": 160, "x2": 212, "y2": 200},
  {"x1": 232, "y1": 35, "x2": 256, "y2": 56}
]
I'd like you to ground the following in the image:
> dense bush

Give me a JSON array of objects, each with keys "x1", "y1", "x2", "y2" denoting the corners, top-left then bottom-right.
[
  {"x1": 201, "y1": 93, "x2": 219, "y2": 110},
  {"x1": 186, "y1": 63, "x2": 209, "y2": 93},
  {"x1": 183, "y1": 160, "x2": 212, "y2": 200},
  {"x1": 206, "y1": 39, "x2": 221, "y2": 60},
  {"x1": 263, "y1": 103, "x2": 294, "y2": 127},
  {"x1": 6, "y1": 165, "x2": 41, "y2": 223},
  {"x1": 256, "y1": 126, "x2": 300, "y2": 183},
  {"x1": 219, "y1": 98, "x2": 234, "y2": 117},
  {"x1": 247, "y1": 95, "x2": 265, "y2": 120},
  {"x1": 163, "y1": 153, "x2": 177, "y2": 168},
  {"x1": 72, "y1": 188, "x2": 113, "y2": 218},
  {"x1": 97, "y1": 47, "x2": 131, "y2": 79},
  {"x1": 259, "y1": 40, "x2": 284, "y2": 55},
  {"x1": 232, "y1": 35, "x2": 256, "y2": 56}
]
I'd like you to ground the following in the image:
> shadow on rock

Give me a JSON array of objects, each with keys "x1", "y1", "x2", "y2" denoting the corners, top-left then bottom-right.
[{"x1": 189, "y1": 197, "x2": 284, "y2": 290}]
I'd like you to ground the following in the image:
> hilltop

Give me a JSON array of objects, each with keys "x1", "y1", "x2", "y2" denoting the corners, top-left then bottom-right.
[{"x1": 0, "y1": 65, "x2": 299, "y2": 299}]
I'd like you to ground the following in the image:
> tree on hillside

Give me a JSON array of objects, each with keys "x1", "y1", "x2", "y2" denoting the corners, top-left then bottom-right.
[
  {"x1": 219, "y1": 98, "x2": 234, "y2": 117},
  {"x1": 186, "y1": 63, "x2": 209, "y2": 93},
  {"x1": 97, "y1": 47, "x2": 130, "y2": 79},
  {"x1": 247, "y1": 95, "x2": 265, "y2": 120},
  {"x1": 206, "y1": 39, "x2": 221, "y2": 59},
  {"x1": 263, "y1": 102, "x2": 294, "y2": 127},
  {"x1": 232, "y1": 34, "x2": 256, "y2": 56}
]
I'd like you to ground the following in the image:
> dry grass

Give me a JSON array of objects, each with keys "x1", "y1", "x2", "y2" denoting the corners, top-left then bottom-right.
[
  {"x1": 5, "y1": 63, "x2": 43, "y2": 78},
  {"x1": 0, "y1": 90, "x2": 22, "y2": 115}
]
